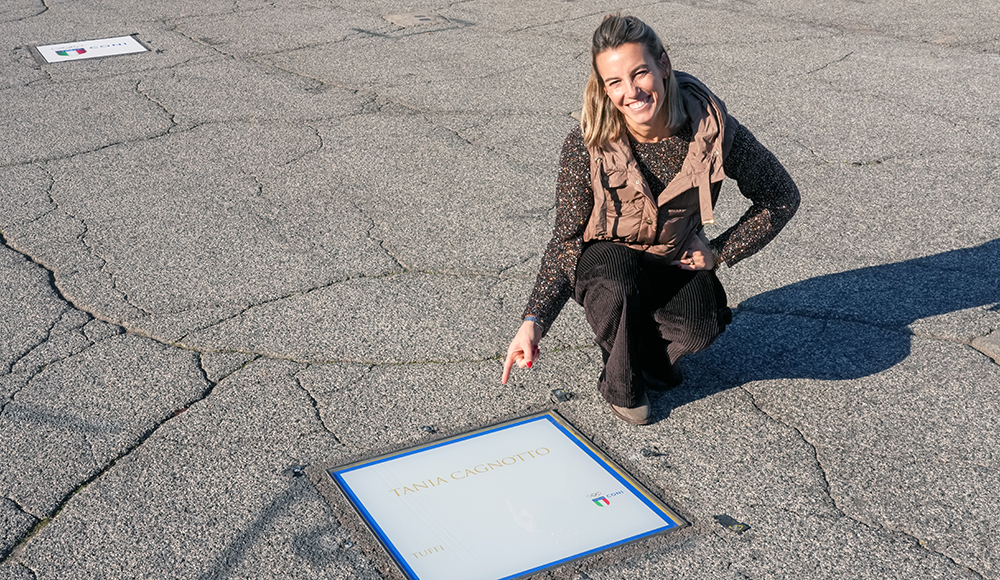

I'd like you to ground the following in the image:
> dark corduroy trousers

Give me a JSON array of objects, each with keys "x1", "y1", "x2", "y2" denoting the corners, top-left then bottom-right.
[{"x1": 574, "y1": 241, "x2": 731, "y2": 408}]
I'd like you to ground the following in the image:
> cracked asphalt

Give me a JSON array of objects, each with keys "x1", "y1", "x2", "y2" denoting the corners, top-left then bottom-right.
[{"x1": 1, "y1": 0, "x2": 999, "y2": 578}]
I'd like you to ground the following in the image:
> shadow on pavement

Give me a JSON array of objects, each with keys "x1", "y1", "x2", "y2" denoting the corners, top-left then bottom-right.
[
  {"x1": 656, "y1": 238, "x2": 1000, "y2": 413},
  {"x1": 195, "y1": 475, "x2": 344, "y2": 580}
]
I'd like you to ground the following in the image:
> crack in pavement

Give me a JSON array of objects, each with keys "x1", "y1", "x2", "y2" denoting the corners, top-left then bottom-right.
[
  {"x1": 168, "y1": 23, "x2": 574, "y2": 121},
  {"x1": 418, "y1": 113, "x2": 558, "y2": 175},
  {"x1": 20, "y1": 53, "x2": 227, "y2": 91},
  {"x1": 350, "y1": 198, "x2": 407, "y2": 271},
  {"x1": 18, "y1": 562, "x2": 39, "y2": 580},
  {"x1": 805, "y1": 51, "x2": 854, "y2": 74},
  {"x1": 199, "y1": 351, "x2": 261, "y2": 389},
  {"x1": 1, "y1": 317, "x2": 91, "y2": 424},
  {"x1": 669, "y1": 0, "x2": 957, "y2": 53},
  {"x1": 0, "y1": 231, "x2": 100, "y2": 335},
  {"x1": 170, "y1": 272, "x2": 404, "y2": 346},
  {"x1": 167, "y1": 259, "x2": 539, "y2": 354},
  {"x1": 169, "y1": 20, "x2": 366, "y2": 66},
  {"x1": 0, "y1": 228, "x2": 528, "y2": 367},
  {"x1": 737, "y1": 288, "x2": 1000, "y2": 367},
  {"x1": 496, "y1": 253, "x2": 539, "y2": 278},
  {"x1": 0, "y1": 349, "x2": 241, "y2": 566},
  {"x1": 734, "y1": 385, "x2": 988, "y2": 579},
  {"x1": 735, "y1": 304, "x2": 916, "y2": 338},
  {"x1": 40, "y1": 180, "x2": 155, "y2": 319},
  {"x1": 282, "y1": 122, "x2": 324, "y2": 167},
  {"x1": 3, "y1": 0, "x2": 48, "y2": 23},
  {"x1": 0, "y1": 78, "x2": 185, "y2": 168},
  {"x1": 135, "y1": 79, "x2": 180, "y2": 133},
  {"x1": 0, "y1": 124, "x2": 174, "y2": 170},
  {"x1": 3, "y1": 306, "x2": 71, "y2": 377},
  {"x1": 83, "y1": 228, "x2": 155, "y2": 319},
  {"x1": 18, "y1": 164, "x2": 59, "y2": 228},
  {"x1": 502, "y1": 1, "x2": 669, "y2": 35},
  {"x1": 4, "y1": 496, "x2": 42, "y2": 523},
  {"x1": 11, "y1": 187, "x2": 985, "y2": 372},
  {"x1": 791, "y1": 138, "x2": 832, "y2": 164},
  {"x1": 293, "y1": 367, "x2": 336, "y2": 435}
]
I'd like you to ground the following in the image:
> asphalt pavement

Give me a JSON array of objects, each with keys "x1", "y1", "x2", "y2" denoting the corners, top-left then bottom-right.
[{"x1": 1, "y1": 0, "x2": 999, "y2": 578}]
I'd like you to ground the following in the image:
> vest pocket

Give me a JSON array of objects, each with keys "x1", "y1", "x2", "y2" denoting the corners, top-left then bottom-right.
[
  {"x1": 607, "y1": 185, "x2": 644, "y2": 242},
  {"x1": 657, "y1": 188, "x2": 699, "y2": 247}
]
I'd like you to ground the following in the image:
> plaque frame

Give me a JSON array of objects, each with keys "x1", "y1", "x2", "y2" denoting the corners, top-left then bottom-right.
[{"x1": 321, "y1": 410, "x2": 687, "y2": 580}]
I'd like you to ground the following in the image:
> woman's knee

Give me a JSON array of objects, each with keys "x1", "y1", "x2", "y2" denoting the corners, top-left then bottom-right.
[
  {"x1": 653, "y1": 271, "x2": 728, "y2": 352},
  {"x1": 575, "y1": 242, "x2": 643, "y2": 304}
]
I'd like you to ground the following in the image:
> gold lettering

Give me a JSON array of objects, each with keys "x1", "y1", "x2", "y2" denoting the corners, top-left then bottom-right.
[
  {"x1": 395, "y1": 447, "x2": 552, "y2": 497},
  {"x1": 411, "y1": 545, "x2": 445, "y2": 559}
]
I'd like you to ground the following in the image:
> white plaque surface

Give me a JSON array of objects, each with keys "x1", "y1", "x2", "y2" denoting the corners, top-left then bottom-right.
[
  {"x1": 36, "y1": 35, "x2": 148, "y2": 63},
  {"x1": 330, "y1": 412, "x2": 683, "y2": 580}
]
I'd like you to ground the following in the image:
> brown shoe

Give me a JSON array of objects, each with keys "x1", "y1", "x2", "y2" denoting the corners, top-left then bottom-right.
[{"x1": 609, "y1": 392, "x2": 651, "y2": 425}]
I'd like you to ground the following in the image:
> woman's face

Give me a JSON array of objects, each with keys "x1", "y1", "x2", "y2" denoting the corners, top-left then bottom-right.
[{"x1": 595, "y1": 42, "x2": 671, "y2": 134}]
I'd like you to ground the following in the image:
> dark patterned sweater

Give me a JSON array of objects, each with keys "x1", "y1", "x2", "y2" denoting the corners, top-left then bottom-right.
[{"x1": 523, "y1": 122, "x2": 800, "y2": 333}]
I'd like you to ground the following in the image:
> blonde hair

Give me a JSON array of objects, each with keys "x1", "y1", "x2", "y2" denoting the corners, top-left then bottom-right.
[{"x1": 581, "y1": 15, "x2": 687, "y2": 150}]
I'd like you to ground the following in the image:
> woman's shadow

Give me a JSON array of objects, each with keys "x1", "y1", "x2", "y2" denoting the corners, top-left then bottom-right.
[{"x1": 654, "y1": 238, "x2": 1000, "y2": 414}]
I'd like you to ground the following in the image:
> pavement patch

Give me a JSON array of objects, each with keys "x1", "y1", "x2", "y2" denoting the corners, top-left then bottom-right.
[
  {"x1": 972, "y1": 328, "x2": 1000, "y2": 364},
  {"x1": 382, "y1": 13, "x2": 448, "y2": 28},
  {"x1": 712, "y1": 514, "x2": 750, "y2": 534}
]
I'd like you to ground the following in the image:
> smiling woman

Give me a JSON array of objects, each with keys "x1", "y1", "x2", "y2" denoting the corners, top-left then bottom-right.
[{"x1": 501, "y1": 14, "x2": 801, "y2": 425}]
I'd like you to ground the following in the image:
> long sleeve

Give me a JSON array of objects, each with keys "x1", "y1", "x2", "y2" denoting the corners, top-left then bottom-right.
[
  {"x1": 521, "y1": 126, "x2": 592, "y2": 334},
  {"x1": 712, "y1": 123, "x2": 801, "y2": 266}
]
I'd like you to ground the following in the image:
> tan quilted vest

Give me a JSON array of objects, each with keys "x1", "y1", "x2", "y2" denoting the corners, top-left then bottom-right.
[{"x1": 583, "y1": 72, "x2": 738, "y2": 261}]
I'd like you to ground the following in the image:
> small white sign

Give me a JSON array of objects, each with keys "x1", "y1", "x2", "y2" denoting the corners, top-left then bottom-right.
[
  {"x1": 330, "y1": 412, "x2": 684, "y2": 580},
  {"x1": 36, "y1": 35, "x2": 148, "y2": 64}
]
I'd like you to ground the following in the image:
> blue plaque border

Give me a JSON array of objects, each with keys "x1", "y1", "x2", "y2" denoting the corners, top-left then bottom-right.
[{"x1": 328, "y1": 411, "x2": 685, "y2": 580}]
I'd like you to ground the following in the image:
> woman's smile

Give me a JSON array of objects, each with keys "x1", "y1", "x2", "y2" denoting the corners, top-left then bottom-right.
[{"x1": 627, "y1": 95, "x2": 651, "y2": 110}]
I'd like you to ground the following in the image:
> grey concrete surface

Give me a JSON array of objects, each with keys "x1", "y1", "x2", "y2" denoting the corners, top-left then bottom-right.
[{"x1": 1, "y1": 0, "x2": 998, "y2": 578}]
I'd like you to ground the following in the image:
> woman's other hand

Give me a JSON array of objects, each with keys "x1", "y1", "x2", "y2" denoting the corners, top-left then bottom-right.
[
  {"x1": 501, "y1": 320, "x2": 543, "y2": 384},
  {"x1": 672, "y1": 231, "x2": 718, "y2": 271}
]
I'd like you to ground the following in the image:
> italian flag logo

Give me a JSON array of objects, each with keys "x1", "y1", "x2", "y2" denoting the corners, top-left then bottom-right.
[
  {"x1": 56, "y1": 48, "x2": 86, "y2": 56},
  {"x1": 592, "y1": 496, "x2": 610, "y2": 507}
]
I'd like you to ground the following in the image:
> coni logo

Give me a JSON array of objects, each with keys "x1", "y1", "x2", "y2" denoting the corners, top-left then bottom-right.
[
  {"x1": 587, "y1": 490, "x2": 625, "y2": 507},
  {"x1": 56, "y1": 48, "x2": 86, "y2": 56}
]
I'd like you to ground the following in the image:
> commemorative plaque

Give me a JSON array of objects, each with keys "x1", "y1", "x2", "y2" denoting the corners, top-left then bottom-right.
[
  {"x1": 35, "y1": 35, "x2": 148, "y2": 64},
  {"x1": 328, "y1": 411, "x2": 684, "y2": 580}
]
